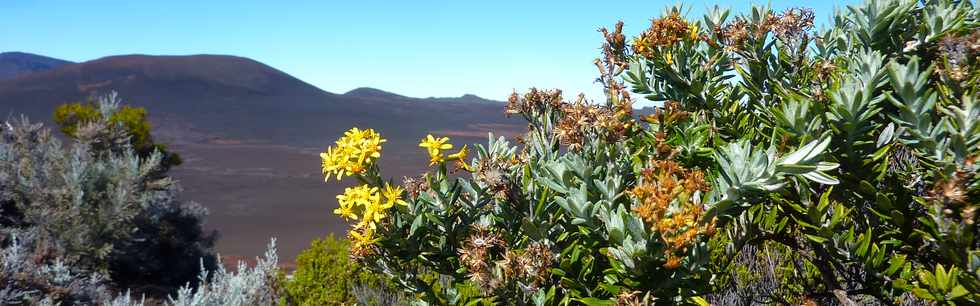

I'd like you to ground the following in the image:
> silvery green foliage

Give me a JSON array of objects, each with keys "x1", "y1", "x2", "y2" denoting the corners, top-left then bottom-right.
[
  {"x1": 101, "y1": 293, "x2": 146, "y2": 306},
  {"x1": 352, "y1": 282, "x2": 407, "y2": 306},
  {"x1": 0, "y1": 102, "x2": 166, "y2": 271},
  {"x1": 168, "y1": 239, "x2": 280, "y2": 306},
  {"x1": 0, "y1": 231, "x2": 144, "y2": 305},
  {"x1": 1, "y1": 93, "x2": 216, "y2": 300}
]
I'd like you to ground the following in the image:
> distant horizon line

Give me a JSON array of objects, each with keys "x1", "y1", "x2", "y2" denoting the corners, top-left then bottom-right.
[
  {"x1": 3, "y1": 50, "x2": 659, "y2": 108},
  {"x1": 1, "y1": 51, "x2": 517, "y2": 101}
]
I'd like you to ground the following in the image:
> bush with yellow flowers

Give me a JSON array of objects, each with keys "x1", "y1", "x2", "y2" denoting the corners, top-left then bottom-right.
[{"x1": 321, "y1": 0, "x2": 980, "y2": 305}]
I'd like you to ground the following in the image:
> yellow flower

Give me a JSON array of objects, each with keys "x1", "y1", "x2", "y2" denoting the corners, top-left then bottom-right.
[
  {"x1": 358, "y1": 202, "x2": 386, "y2": 230},
  {"x1": 336, "y1": 186, "x2": 358, "y2": 210},
  {"x1": 664, "y1": 51, "x2": 674, "y2": 65},
  {"x1": 320, "y1": 148, "x2": 345, "y2": 180},
  {"x1": 419, "y1": 134, "x2": 453, "y2": 152},
  {"x1": 428, "y1": 153, "x2": 445, "y2": 166},
  {"x1": 382, "y1": 183, "x2": 408, "y2": 208},
  {"x1": 336, "y1": 185, "x2": 384, "y2": 226},
  {"x1": 419, "y1": 134, "x2": 453, "y2": 166},
  {"x1": 349, "y1": 228, "x2": 380, "y2": 253},
  {"x1": 333, "y1": 201, "x2": 357, "y2": 220},
  {"x1": 447, "y1": 144, "x2": 473, "y2": 172},
  {"x1": 447, "y1": 144, "x2": 468, "y2": 161},
  {"x1": 320, "y1": 127, "x2": 386, "y2": 181},
  {"x1": 688, "y1": 23, "x2": 700, "y2": 41}
]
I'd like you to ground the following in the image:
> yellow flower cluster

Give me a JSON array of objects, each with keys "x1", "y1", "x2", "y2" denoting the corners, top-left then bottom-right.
[
  {"x1": 335, "y1": 183, "x2": 407, "y2": 254},
  {"x1": 320, "y1": 127, "x2": 386, "y2": 181},
  {"x1": 419, "y1": 134, "x2": 472, "y2": 171}
]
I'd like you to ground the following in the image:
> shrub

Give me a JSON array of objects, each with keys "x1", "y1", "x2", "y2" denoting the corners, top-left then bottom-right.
[
  {"x1": 167, "y1": 239, "x2": 282, "y2": 306},
  {"x1": 0, "y1": 230, "x2": 126, "y2": 305},
  {"x1": 0, "y1": 93, "x2": 216, "y2": 298},
  {"x1": 282, "y1": 234, "x2": 403, "y2": 305},
  {"x1": 53, "y1": 94, "x2": 182, "y2": 175},
  {"x1": 318, "y1": 0, "x2": 979, "y2": 305}
]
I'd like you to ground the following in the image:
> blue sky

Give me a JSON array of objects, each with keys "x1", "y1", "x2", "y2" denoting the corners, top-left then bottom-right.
[{"x1": 2, "y1": 0, "x2": 855, "y2": 102}]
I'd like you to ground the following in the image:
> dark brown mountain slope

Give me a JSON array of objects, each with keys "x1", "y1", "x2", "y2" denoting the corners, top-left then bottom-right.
[
  {"x1": 0, "y1": 52, "x2": 74, "y2": 79},
  {"x1": 0, "y1": 54, "x2": 523, "y2": 259}
]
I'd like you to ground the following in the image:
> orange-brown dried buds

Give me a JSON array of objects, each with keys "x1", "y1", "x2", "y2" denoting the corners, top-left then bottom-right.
[
  {"x1": 637, "y1": 12, "x2": 691, "y2": 54},
  {"x1": 631, "y1": 159, "x2": 714, "y2": 269},
  {"x1": 663, "y1": 255, "x2": 683, "y2": 269},
  {"x1": 641, "y1": 101, "x2": 689, "y2": 127}
]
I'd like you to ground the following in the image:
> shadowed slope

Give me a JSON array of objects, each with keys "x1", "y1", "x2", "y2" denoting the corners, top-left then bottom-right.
[{"x1": 0, "y1": 52, "x2": 74, "y2": 79}]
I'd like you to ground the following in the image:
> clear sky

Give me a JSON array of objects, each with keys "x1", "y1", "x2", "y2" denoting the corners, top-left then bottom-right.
[{"x1": 2, "y1": 0, "x2": 855, "y2": 102}]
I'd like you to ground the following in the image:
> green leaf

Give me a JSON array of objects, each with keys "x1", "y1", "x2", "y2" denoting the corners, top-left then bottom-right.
[
  {"x1": 805, "y1": 234, "x2": 829, "y2": 244},
  {"x1": 576, "y1": 298, "x2": 615, "y2": 306},
  {"x1": 949, "y1": 285, "x2": 969, "y2": 299}
]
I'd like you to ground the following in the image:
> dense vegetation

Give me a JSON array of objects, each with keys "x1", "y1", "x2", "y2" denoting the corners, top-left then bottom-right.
[
  {"x1": 2, "y1": 0, "x2": 977, "y2": 305},
  {"x1": 319, "y1": 0, "x2": 980, "y2": 305}
]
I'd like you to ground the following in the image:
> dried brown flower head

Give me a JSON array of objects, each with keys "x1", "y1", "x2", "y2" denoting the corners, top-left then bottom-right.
[
  {"x1": 554, "y1": 101, "x2": 630, "y2": 150},
  {"x1": 929, "y1": 171, "x2": 970, "y2": 207},
  {"x1": 718, "y1": 18, "x2": 749, "y2": 50},
  {"x1": 641, "y1": 101, "x2": 689, "y2": 127},
  {"x1": 615, "y1": 290, "x2": 656, "y2": 306},
  {"x1": 459, "y1": 225, "x2": 505, "y2": 292},
  {"x1": 937, "y1": 30, "x2": 980, "y2": 81},
  {"x1": 506, "y1": 88, "x2": 564, "y2": 116},
  {"x1": 599, "y1": 21, "x2": 628, "y2": 67},
  {"x1": 756, "y1": 11, "x2": 779, "y2": 39},
  {"x1": 497, "y1": 241, "x2": 554, "y2": 292},
  {"x1": 772, "y1": 8, "x2": 814, "y2": 41},
  {"x1": 476, "y1": 158, "x2": 511, "y2": 200},
  {"x1": 402, "y1": 175, "x2": 429, "y2": 198}
]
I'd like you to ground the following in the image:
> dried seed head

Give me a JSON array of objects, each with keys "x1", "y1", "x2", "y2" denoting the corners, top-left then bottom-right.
[
  {"x1": 772, "y1": 8, "x2": 814, "y2": 41},
  {"x1": 402, "y1": 175, "x2": 429, "y2": 198},
  {"x1": 719, "y1": 18, "x2": 749, "y2": 50},
  {"x1": 929, "y1": 175, "x2": 968, "y2": 206},
  {"x1": 937, "y1": 30, "x2": 979, "y2": 81},
  {"x1": 506, "y1": 88, "x2": 564, "y2": 116}
]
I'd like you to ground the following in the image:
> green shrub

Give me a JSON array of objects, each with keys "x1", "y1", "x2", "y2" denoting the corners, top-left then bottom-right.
[
  {"x1": 318, "y1": 0, "x2": 980, "y2": 305},
  {"x1": 282, "y1": 234, "x2": 401, "y2": 305},
  {"x1": 54, "y1": 94, "x2": 182, "y2": 174}
]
